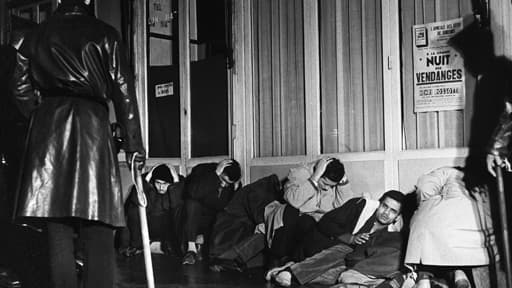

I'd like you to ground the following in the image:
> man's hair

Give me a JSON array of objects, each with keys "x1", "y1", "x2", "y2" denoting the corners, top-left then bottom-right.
[
  {"x1": 379, "y1": 190, "x2": 405, "y2": 210},
  {"x1": 151, "y1": 164, "x2": 172, "y2": 183},
  {"x1": 321, "y1": 159, "x2": 345, "y2": 183},
  {"x1": 223, "y1": 159, "x2": 241, "y2": 183}
]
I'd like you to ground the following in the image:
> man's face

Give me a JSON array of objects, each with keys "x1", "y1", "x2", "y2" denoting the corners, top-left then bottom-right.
[
  {"x1": 375, "y1": 197, "x2": 401, "y2": 225},
  {"x1": 154, "y1": 179, "x2": 170, "y2": 194},
  {"x1": 318, "y1": 177, "x2": 338, "y2": 191},
  {"x1": 219, "y1": 173, "x2": 235, "y2": 188}
]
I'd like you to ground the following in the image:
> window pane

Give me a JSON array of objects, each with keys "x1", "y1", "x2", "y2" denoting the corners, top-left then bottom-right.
[
  {"x1": 147, "y1": 0, "x2": 180, "y2": 157},
  {"x1": 190, "y1": 0, "x2": 230, "y2": 157},
  {"x1": 252, "y1": 0, "x2": 306, "y2": 157},
  {"x1": 319, "y1": 0, "x2": 384, "y2": 153}
]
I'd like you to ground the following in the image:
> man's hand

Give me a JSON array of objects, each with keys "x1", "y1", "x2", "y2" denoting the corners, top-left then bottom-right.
[
  {"x1": 216, "y1": 159, "x2": 233, "y2": 176},
  {"x1": 170, "y1": 165, "x2": 180, "y2": 183},
  {"x1": 126, "y1": 150, "x2": 146, "y2": 170},
  {"x1": 234, "y1": 180, "x2": 242, "y2": 191},
  {"x1": 350, "y1": 233, "x2": 371, "y2": 245},
  {"x1": 487, "y1": 153, "x2": 511, "y2": 177},
  {"x1": 311, "y1": 157, "x2": 334, "y2": 182}
]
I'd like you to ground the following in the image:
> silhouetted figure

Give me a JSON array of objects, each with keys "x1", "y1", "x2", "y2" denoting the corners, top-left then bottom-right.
[{"x1": 450, "y1": 19, "x2": 512, "y2": 288}]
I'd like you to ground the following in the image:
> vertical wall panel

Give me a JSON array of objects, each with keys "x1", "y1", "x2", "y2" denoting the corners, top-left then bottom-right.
[
  {"x1": 252, "y1": 0, "x2": 260, "y2": 156},
  {"x1": 363, "y1": 0, "x2": 384, "y2": 151},
  {"x1": 320, "y1": 0, "x2": 338, "y2": 153},
  {"x1": 319, "y1": 0, "x2": 384, "y2": 154},
  {"x1": 273, "y1": 0, "x2": 282, "y2": 154},
  {"x1": 256, "y1": 0, "x2": 273, "y2": 156},
  {"x1": 416, "y1": 0, "x2": 439, "y2": 148},
  {"x1": 252, "y1": 0, "x2": 306, "y2": 157},
  {"x1": 292, "y1": 1, "x2": 306, "y2": 155},
  {"x1": 336, "y1": 0, "x2": 350, "y2": 153},
  {"x1": 401, "y1": 0, "x2": 417, "y2": 149},
  {"x1": 347, "y1": 0, "x2": 364, "y2": 151}
]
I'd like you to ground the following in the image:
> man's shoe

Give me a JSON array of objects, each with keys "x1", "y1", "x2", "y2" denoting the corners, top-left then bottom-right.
[
  {"x1": 122, "y1": 247, "x2": 142, "y2": 257},
  {"x1": 182, "y1": 251, "x2": 197, "y2": 265},
  {"x1": 454, "y1": 270, "x2": 470, "y2": 288},
  {"x1": 265, "y1": 261, "x2": 294, "y2": 281},
  {"x1": 454, "y1": 279, "x2": 470, "y2": 288},
  {"x1": 209, "y1": 258, "x2": 246, "y2": 273}
]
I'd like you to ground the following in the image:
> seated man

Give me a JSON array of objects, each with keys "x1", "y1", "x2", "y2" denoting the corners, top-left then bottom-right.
[
  {"x1": 267, "y1": 190, "x2": 405, "y2": 288},
  {"x1": 405, "y1": 166, "x2": 494, "y2": 288},
  {"x1": 182, "y1": 159, "x2": 241, "y2": 265},
  {"x1": 209, "y1": 174, "x2": 282, "y2": 272},
  {"x1": 264, "y1": 157, "x2": 353, "y2": 266},
  {"x1": 120, "y1": 164, "x2": 185, "y2": 256}
]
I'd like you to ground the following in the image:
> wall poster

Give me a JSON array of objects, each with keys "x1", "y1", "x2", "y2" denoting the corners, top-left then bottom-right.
[
  {"x1": 148, "y1": 0, "x2": 173, "y2": 36},
  {"x1": 413, "y1": 18, "x2": 465, "y2": 112}
]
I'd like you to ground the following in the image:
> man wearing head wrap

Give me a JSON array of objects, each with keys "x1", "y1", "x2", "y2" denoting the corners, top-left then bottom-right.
[{"x1": 120, "y1": 164, "x2": 185, "y2": 257}]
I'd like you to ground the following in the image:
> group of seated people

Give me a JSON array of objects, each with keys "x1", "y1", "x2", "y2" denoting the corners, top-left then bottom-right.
[{"x1": 117, "y1": 157, "x2": 496, "y2": 288}]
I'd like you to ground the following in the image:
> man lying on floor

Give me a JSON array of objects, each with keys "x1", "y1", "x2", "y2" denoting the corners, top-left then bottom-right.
[{"x1": 266, "y1": 190, "x2": 405, "y2": 287}]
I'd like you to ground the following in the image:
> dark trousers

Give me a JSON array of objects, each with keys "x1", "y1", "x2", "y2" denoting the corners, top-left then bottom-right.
[
  {"x1": 215, "y1": 232, "x2": 266, "y2": 268},
  {"x1": 184, "y1": 199, "x2": 217, "y2": 243},
  {"x1": 47, "y1": 219, "x2": 114, "y2": 288},
  {"x1": 291, "y1": 243, "x2": 353, "y2": 285},
  {"x1": 125, "y1": 208, "x2": 170, "y2": 247},
  {"x1": 270, "y1": 205, "x2": 316, "y2": 262}
]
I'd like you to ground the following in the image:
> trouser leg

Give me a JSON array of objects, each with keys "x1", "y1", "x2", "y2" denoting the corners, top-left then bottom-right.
[
  {"x1": 47, "y1": 221, "x2": 78, "y2": 288},
  {"x1": 269, "y1": 205, "x2": 300, "y2": 260},
  {"x1": 184, "y1": 199, "x2": 215, "y2": 243},
  {"x1": 126, "y1": 203, "x2": 142, "y2": 248},
  {"x1": 233, "y1": 233, "x2": 266, "y2": 263},
  {"x1": 290, "y1": 243, "x2": 353, "y2": 285},
  {"x1": 270, "y1": 205, "x2": 316, "y2": 262},
  {"x1": 81, "y1": 221, "x2": 114, "y2": 288}
]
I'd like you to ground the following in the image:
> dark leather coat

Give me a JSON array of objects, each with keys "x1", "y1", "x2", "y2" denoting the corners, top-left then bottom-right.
[{"x1": 11, "y1": 3, "x2": 144, "y2": 227}]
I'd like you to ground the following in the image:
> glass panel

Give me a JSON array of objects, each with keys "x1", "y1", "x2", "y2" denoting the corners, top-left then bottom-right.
[
  {"x1": 319, "y1": 0, "x2": 384, "y2": 153},
  {"x1": 147, "y1": 0, "x2": 181, "y2": 157},
  {"x1": 252, "y1": 0, "x2": 306, "y2": 157},
  {"x1": 190, "y1": 0, "x2": 229, "y2": 157}
]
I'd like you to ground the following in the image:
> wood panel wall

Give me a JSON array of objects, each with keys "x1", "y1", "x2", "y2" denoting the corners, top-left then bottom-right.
[
  {"x1": 401, "y1": 0, "x2": 474, "y2": 150},
  {"x1": 252, "y1": 0, "x2": 306, "y2": 157}
]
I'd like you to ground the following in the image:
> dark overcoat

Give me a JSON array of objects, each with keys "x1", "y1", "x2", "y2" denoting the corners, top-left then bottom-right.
[{"x1": 10, "y1": 3, "x2": 143, "y2": 227}]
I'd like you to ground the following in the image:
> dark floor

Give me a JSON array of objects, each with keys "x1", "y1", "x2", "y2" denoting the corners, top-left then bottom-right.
[
  {"x1": 0, "y1": 223, "x2": 274, "y2": 288},
  {"x1": 116, "y1": 253, "x2": 273, "y2": 288}
]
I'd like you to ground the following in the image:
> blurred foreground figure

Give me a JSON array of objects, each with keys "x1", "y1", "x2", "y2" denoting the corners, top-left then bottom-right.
[
  {"x1": 10, "y1": 0, "x2": 145, "y2": 287},
  {"x1": 449, "y1": 18, "x2": 512, "y2": 288}
]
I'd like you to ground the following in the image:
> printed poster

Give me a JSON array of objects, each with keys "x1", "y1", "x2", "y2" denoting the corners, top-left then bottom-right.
[
  {"x1": 413, "y1": 18, "x2": 465, "y2": 112},
  {"x1": 149, "y1": 0, "x2": 173, "y2": 36}
]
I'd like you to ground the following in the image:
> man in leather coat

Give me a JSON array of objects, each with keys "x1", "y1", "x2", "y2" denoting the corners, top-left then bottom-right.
[{"x1": 10, "y1": 0, "x2": 145, "y2": 287}]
